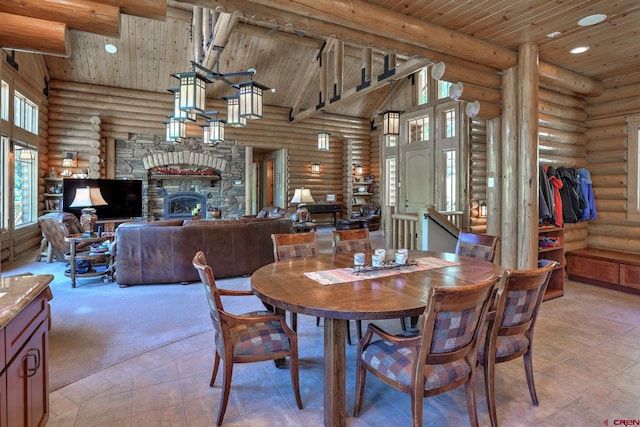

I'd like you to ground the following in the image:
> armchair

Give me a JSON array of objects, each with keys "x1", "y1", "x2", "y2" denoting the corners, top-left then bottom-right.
[
  {"x1": 351, "y1": 204, "x2": 381, "y2": 231},
  {"x1": 38, "y1": 212, "x2": 85, "y2": 263}
]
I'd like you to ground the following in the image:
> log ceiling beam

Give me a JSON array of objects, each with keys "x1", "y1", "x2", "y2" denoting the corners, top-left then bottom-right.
[
  {"x1": 291, "y1": 57, "x2": 430, "y2": 123},
  {"x1": 0, "y1": 12, "x2": 69, "y2": 57},
  {"x1": 0, "y1": 0, "x2": 121, "y2": 37},
  {"x1": 95, "y1": 0, "x2": 166, "y2": 21},
  {"x1": 177, "y1": 0, "x2": 516, "y2": 71}
]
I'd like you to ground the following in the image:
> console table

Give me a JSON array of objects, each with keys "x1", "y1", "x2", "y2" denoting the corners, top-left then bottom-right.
[{"x1": 301, "y1": 203, "x2": 343, "y2": 226}]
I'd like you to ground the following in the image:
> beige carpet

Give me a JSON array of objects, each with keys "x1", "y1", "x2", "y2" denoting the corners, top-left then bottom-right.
[{"x1": 4, "y1": 227, "x2": 385, "y2": 391}]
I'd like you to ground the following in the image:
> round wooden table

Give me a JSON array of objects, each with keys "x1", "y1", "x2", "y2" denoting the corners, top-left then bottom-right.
[{"x1": 251, "y1": 250, "x2": 504, "y2": 427}]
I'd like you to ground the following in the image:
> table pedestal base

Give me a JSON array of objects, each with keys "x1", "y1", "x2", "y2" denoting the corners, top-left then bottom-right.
[{"x1": 324, "y1": 318, "x2": 347, "y2": 427}]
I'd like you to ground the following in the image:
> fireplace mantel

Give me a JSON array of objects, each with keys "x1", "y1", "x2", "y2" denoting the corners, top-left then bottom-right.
[{"x1": 150, "y1": 174, "x2": 220, "y2": 181}]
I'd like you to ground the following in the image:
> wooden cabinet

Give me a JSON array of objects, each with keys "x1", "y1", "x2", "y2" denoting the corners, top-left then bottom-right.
[
  {"x1": 1, "y1": 288, "x2": 51, "y2": 427},
  {"x1": 567, "y1": 248, "x2": 640, "y2": 294},
  {"x1": 538, "y1": 226, "x2": 564, "y2": 300},
  {"x1": 43, "y1": 177, "x2": 63, "y2": 212}
]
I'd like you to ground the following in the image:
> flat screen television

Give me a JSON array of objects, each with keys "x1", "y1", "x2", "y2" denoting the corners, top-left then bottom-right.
[{"x1": 63, "y1": 179, "x2": 143, "y2": 220}]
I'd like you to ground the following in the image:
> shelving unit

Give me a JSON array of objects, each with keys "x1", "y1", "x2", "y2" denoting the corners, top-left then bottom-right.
[
  {"x1": 538, "y1": 226, "x2": 564, "y2": 300},
  {"x1": 43, "y1": 177, "x2": 63, "y2": 212}
]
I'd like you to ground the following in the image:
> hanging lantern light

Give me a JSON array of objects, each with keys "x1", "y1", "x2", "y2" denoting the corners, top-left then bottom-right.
[
  {"x1": 207, "y1": 118, "x2": 225, "y2": 143},
  {"x1": 238, "y1": 80, "x2": 267, "y2": 119},
  {"x1": 382, "y1": 110, "x2": 401, "y2": 136},
  {"x1": 223, "y1": 94, "x2": 247, "y2": 127},
  {"x1": 165, "y1": 116, "x2": 186, "y2": 142},
  {"x1": 172, "y1": 70, "x2": 209, "y2": 112},
  {"x1": 317, "y1": 110, "x2": 330, "y2": 151},
  {"x1": 169, "y1": 88, "x2": 196, "y2": 122}
]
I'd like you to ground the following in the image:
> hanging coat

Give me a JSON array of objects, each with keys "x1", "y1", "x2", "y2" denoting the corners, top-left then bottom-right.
[
  {"x1": 546, "y1": 166, "x2": 564, "y2": 227},
  {"x1": 577, "y1": 168, "x2": 597, "y2": 220}
]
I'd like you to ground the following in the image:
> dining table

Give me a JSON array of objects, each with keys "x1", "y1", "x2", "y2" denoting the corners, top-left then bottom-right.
[{"x1": 250, "y1": 250, "x2": 504, "y2": 427}]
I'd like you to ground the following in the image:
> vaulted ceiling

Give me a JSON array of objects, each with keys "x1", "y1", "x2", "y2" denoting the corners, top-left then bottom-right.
[{"x1": 2, "y1": 0, "x2": 639, "y2": 121}]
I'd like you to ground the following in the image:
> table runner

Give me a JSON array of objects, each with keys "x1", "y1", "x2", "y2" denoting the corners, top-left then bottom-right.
[{"x1": 304, "y1": 256, "x2": 461, "y2": 286}]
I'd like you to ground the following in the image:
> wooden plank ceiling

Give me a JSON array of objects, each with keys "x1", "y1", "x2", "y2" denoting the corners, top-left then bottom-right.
[{"x1": 1, "y1": 0, "x2": 639, "y2": 121}]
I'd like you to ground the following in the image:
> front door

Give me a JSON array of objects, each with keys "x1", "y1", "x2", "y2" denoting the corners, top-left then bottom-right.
[{"x1": 402, "y1": 144, "x2": 434, "y2": 213}]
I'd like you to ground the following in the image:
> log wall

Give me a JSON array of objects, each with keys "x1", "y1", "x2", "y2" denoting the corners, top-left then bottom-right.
[
  {"x1": 585, "y1": 84, "x2": 640, "y2": 253},
  {"x1": 469, "y1": 118, "x2": 487, "y2": 233}
]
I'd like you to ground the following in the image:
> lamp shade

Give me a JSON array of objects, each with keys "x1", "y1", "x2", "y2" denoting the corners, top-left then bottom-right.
[
  {"x1": 62, "y1": 158, "x2": 74, "y2": 167},
  {"x1": 19, "y1": 149, "x2": 34, "y2": 161},
  {"x1": 170, "y1": 88, "x2": 196, "y2": 121},
  {"x1": 290, "y1": 187, "x2": 315, "y2": 204},
  {"x1": 207, "y1": 118, "x2": 225, "y2": 143},
  {"x1": 173, "y1": 71, "x2": 208, "y2": 112},
  {"x1": 223, "y1": 94, "x2": 247, "y2": 127},
  {"x1": 311, "y1": 162, "x2": 320, "y2": 174},
  {"x1": 70, "y1": 187, "x2": 108, "y2": 208}
]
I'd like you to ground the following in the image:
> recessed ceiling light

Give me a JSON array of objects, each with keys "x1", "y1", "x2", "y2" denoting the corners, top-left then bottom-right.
[
  {"x1": 578, "y1": 14, "x2": 607, "y2": 26},
  {"x1": 570, "y1": 46, "x2": 590, "y2": 54},
  {"x1": 547, "y1": 31, "x2": 562, "y2": 38},
  {"x1": 105, "y1": 44, "x2": 117, "y2": 54}
]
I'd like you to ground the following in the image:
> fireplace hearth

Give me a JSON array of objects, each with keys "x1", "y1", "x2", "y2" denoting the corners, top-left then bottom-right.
[{"x1": 164, "y1": 191, "x2": 208, "y2": 220}]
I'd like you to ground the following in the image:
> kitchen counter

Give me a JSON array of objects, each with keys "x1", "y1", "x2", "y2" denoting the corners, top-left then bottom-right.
[{"x1": 0, "y1": 273, "x2": 53, "y2": 329}]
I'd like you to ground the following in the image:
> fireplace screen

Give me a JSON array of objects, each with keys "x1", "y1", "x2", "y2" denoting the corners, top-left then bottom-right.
[{"x1": 164, "y1": 191, "x2": 208, "y2": 219}]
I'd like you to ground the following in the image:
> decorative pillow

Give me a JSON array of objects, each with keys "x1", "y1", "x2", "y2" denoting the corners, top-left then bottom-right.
[{"x1": 256, "y1": 210, "x2": 267, "y2": 219}]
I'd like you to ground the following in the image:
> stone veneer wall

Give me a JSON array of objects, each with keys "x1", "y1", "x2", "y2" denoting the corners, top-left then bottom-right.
[{"x1": 113, "y1": 135, "x2": 246, "y2": 220}]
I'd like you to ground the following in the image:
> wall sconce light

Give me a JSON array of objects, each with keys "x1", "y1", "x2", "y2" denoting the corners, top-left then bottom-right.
[
  {"x1": 317, "y1": 110, "x2": 330, "y2": 151},
  {"x1": 480, "y1": 201, "x2": 487, "y2": 217},
  {"x1": 310, "y1": 162, "x2": 320, "y2": 174},
  {"x1": 61, "y1": 152, "x2": 76, "y2": 176},
  {"x1": 354, "y1": 164, "x2": 363, "y2": 176}
]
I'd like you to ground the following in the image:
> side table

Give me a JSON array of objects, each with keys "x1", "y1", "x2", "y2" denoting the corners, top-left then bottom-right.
[{"x1": 64, "y1": 234, "x2": 114, "y2": 288}]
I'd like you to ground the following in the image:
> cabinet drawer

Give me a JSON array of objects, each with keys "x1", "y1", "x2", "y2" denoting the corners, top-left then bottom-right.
[
  {"x1": 5, "y1": 291, "x2": 49, "y2": 361},
  {"x1": 620, "y1": 264, "x2": 640, "y2": 289},
  {"x1": 566, "y1": 254, "x2": 619, "y2": 285},
  {"x1": 0, "y1": 328, "x2": 4, "y2": 369}
]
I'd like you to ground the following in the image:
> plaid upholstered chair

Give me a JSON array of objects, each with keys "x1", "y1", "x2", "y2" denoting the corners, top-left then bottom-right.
[
  {"x1": 192, "y1": 251, "x2": 303, "y2": 426},
  {"x1": 271, "y1": 232, "x2": 319, "y2": 331},
  {"x1": 329, "y1": 228, "x2": 372, "y2": 343},
  {"x1": 353, "y1": 274, "x2": 502, "y2": 427},
  {"x1": 455, "y1": 231, "x2": 500, "y2": 262},
  {"x1": 478, "y1": 259, "x2": 556, "y2": 427}
]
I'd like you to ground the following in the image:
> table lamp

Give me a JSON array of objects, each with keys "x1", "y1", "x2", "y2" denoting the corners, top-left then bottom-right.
[
  {"x1": 70, "y1": 187, "x2": 108, "y2": 237},
  {"x1": 290, "y1": 187, "x2": 315, "y2": 223}
]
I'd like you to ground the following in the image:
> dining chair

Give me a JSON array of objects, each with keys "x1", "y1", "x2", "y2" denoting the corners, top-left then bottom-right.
[
  {"x1": 478, "y1": 259, "x2": 557, "y2": 427},
  {"x1": 353, "y1": 273, "x2": 503, "y2": 427},
  {"x1": 455, "y1": 231, "x2": 501, "y2": 262},
  {"x1": 329, "y1": 228, "x2": 372, "y2": 344},
  {"x1": 271, "y1": 231, "x2": 319, "y2": 331},
  {"x1": 192, "y1": 251, "x2": 303, "y2": 426}
]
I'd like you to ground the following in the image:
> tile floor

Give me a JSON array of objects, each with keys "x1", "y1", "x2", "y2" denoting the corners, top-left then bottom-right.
[{"x1": 25, "y1": 229, "x2": 640, "y2": 425}]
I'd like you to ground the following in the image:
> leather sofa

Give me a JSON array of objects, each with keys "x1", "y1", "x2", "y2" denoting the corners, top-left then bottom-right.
[{"x1": 114, "y1": 217, "x2": 293, "y2": 286}]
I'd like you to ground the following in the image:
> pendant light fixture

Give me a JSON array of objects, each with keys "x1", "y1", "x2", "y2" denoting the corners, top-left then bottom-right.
[
  {"x1": 238, "y1": 78, "x2": 267, "y2": 119},
  {"x1": 317, "y1": 110, "x2": 330, "y2": 151},
  {"x1": 382, "y1": 80, "x2": 401, "y2": 136},
  {"x1": 223, "y1": 95, "x2": 247, "y2": 127}
]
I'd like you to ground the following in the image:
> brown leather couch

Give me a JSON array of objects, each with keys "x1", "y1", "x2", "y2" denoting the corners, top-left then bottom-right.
[{"x1": 114, "y1": 217, "x2": 293, "y2": 286}]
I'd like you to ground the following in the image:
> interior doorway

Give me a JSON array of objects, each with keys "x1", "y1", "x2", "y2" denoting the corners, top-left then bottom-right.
[{"x1": 249, "y1": 147, "x2": 287, "y2": 214}]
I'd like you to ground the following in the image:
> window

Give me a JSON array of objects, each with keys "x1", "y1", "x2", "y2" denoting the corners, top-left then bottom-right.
[
  {"x1": 385, "y1": 157, "x2": 397, "y2": 206},
  {"x1": 14, "y1": 90, "x2": 38, "y2": 134},
  {"x1": 443, "y1": 108, "x2": 456, "y2": 138},
  {"x1": 408, "y1": 116, "x2": 430, "y2": 144},
  {"x1": 14, "y1": 143, "x2": 37, "y2": 227},
  {"x1": 1, "y1": 80, "x2": 8, "y2": 121},
  {"x1": 443, "y1": 150, "x2": 457, "y2": 211},
  {"x1": 417, "y1": 68, "x2": 429, "y2": 105},
  {"x1": 438, "y1": 81, "x2": 452, "y2": 99},
  {"x1": 0, "y1": 136, "x2": 6, "y2": 229},
  {"x1": 626, "y1": 114, "x2": 640, "y2": 221}
]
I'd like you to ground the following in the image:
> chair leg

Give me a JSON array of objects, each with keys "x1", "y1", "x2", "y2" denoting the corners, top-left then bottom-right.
[
  {"x1": 316, "y1": 316, "x2": 321, "y2": 326},
  {"x1": 410, "y1": 387, "x2": 424, "y2": 427},
  {"x1": 210, "y1": 351, "x2": 221, "y2": 387},
  {"x1": 291, "y1": 312, "x2": 298, "y2": 332},
  {"x1": 346, "y1": 322, "x2": 352, "y2": 346},
  {"x1": 289, "y1": 347, "x2": 303, "y2": 409},
  {"x1": 216, "y1": 357, "x2": 234, "y2": 426},
  {"x1": 464, "y1": 376, "x2": 480, "y2": 427},
  {"x1": 484, "y1": 357, "x2": 498, "y2": 427},
  {"x1": 523, "y1": 350, "x2": 539, "y2": 406},
  {"x1": 356, "y1": 320, "x2": 363, "y2": 340},
  {"x1": 353, "y1": 359, "x2": 367, "y2": 417}
]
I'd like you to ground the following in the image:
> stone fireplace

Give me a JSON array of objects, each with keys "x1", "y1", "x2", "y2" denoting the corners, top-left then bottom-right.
[{"x1": 164, "y1": 191, "x2": 208, "y2": 219}]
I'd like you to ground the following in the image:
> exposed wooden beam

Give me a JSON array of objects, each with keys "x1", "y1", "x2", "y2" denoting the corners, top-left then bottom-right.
[
  {"x1": 291, "y1": 57, "x2": 430, "y2": 123},
  {"x1": 0, "y1": 0, "x2": 121, "y2": 37},
  {"x1": 97, "y1": 0, "x2": 166, "y2": 21},
  {"x1": 178, "y1": 0, "x2": 516, "y2": 70},
  {"x1": 0, "y1": 12, "x2": 69, "y2": 57}
]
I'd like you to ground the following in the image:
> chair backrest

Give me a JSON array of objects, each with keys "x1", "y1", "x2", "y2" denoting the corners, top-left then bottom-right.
[
  {"x1": 271, "y1": 232, "x2": 319, "y2": 261},
  {"x1": 192, "y1": 251, "x2": 224, "y2": 335},
  {"x1": 330, "y1": 228, "x2": 372, "y2": 254},
  {"x1": 38, "y1": 212, "x2": 84, "y2": 262},
  {"x1": 455, "y1": 231, "x2": 500, "y2": 262},
  {"x1": 417, "y1": 274, "x2": 501, "y2": 370},
  {"x1": 492, "y1": 259, "x2": 556, "y2": 339},
  {"x1": 359, "y1": 204, "x2": 380, "y2": 217}
]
